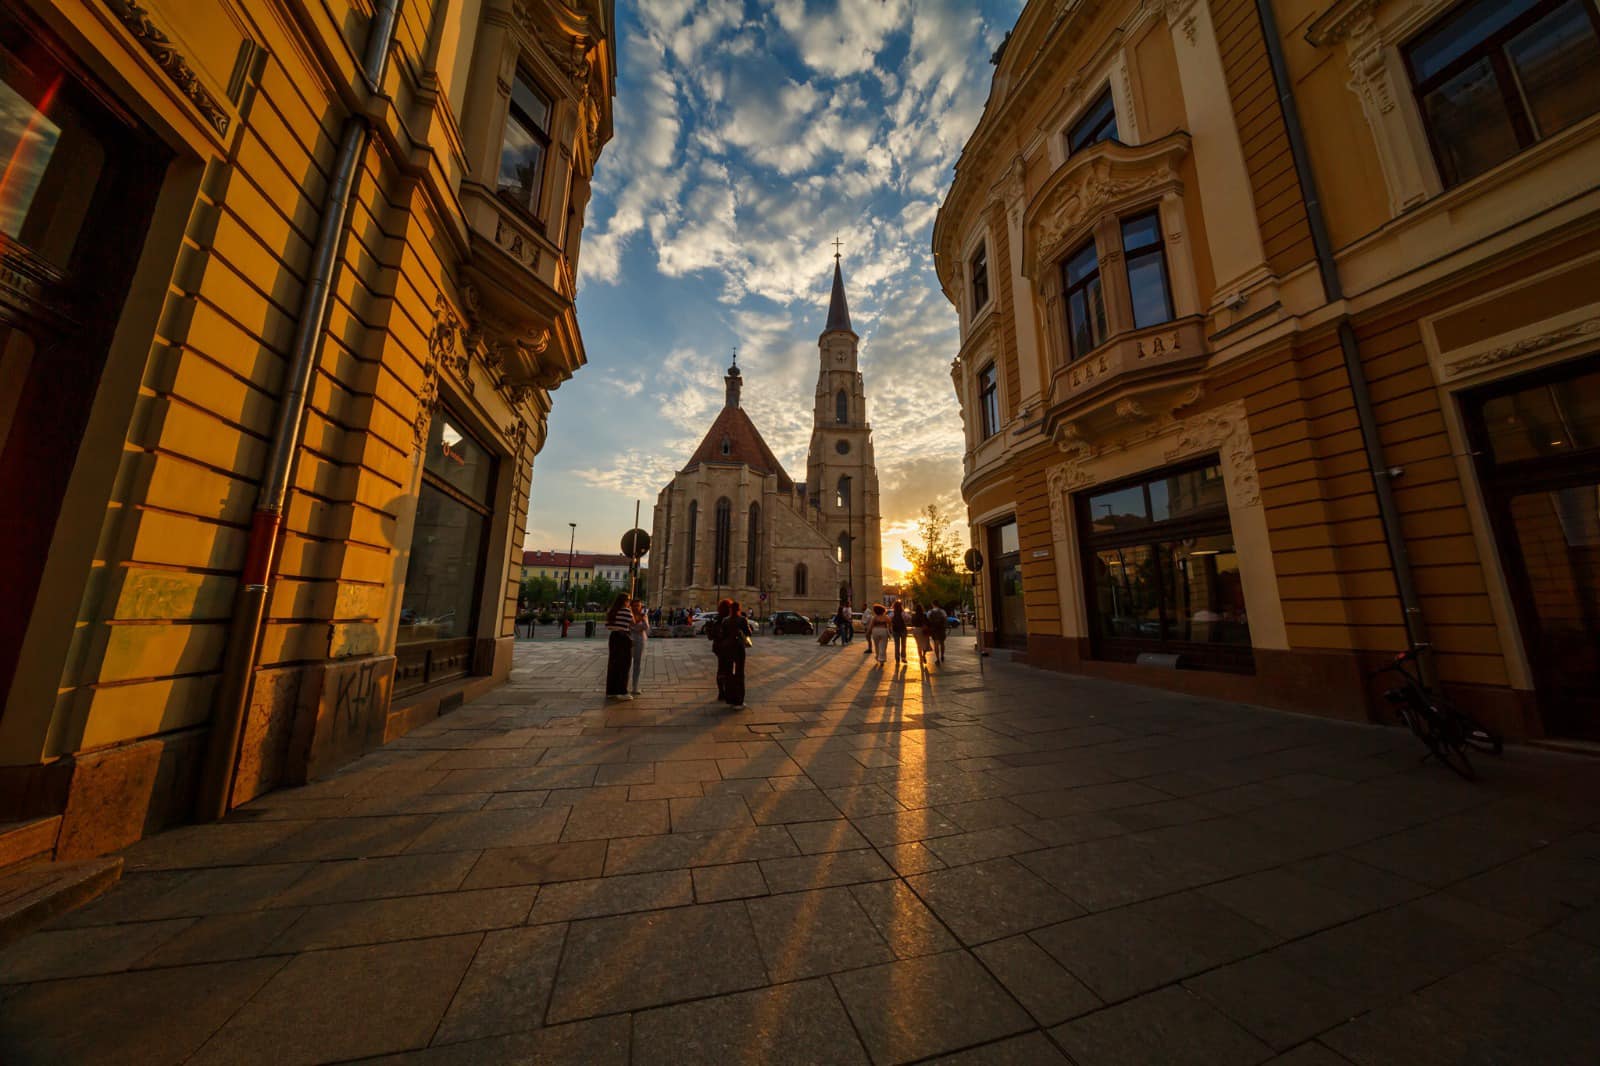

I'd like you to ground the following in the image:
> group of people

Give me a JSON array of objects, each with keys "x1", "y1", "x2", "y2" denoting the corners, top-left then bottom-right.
[
  {"x1": 842, "y1": 600, "x2": 950, "y2": 668},
  {"x1": 602, "y1": 594, "x2": 652, "y2": 700}
]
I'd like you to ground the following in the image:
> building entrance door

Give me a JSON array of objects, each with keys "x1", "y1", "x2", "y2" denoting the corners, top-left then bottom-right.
[
  {"x1": 0, "y1": 12, "x2": 166, "y2": 705},
  {"x1": 1467, "y1": 356, "x2": 1600, "y2": 739},
  {"x1": 987, "y1": 518, "x2": 1026, "y2": 648}
]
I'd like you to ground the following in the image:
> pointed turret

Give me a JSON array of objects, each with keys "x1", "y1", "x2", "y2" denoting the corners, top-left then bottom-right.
[
  {"x1": 824, "y1": 257, "x2": 852, "y2": 335},
  {"x1": 725, "y1": 354, "x2": 741, "y2": 408}
]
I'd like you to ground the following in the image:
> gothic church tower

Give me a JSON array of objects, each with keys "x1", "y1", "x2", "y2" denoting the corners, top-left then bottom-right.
[{"x1": 805, "y1": 256, "x2": 882, "y2": 608}]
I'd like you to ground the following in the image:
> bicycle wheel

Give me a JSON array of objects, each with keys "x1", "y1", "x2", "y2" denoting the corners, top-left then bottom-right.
[
  {"x1": 1449, "y1": 709, "x2": 1503, "y2": 756},
  {"x1": 1430, "y1": 714, "x2": 1477, "y2": 780}
]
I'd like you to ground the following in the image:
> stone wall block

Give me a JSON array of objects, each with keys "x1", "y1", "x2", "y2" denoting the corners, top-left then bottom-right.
[{"x1": 54, "y1": 741, "x2": 164, "y2": 861}]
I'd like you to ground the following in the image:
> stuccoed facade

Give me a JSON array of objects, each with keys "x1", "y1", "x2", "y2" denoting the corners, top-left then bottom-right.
[
  {"x1": 0, "y1": 0, "x2": 615, "y2": 862},
  {"x1": 935, "y1": 0, "x2": 1600, "y2": 741}
]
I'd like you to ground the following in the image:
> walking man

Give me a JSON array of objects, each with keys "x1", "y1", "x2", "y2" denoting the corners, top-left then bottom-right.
[{"x1": 926, "y1": 603, "x2": 949, "y2": 664}]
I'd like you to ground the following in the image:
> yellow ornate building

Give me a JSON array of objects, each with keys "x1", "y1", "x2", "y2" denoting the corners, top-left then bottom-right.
[
  {"x1": 935, "y1": 0, "x2": 1600, "y2": 741},
  {"x1": 0, "y1": 0, "x2": 614, "y2": 862}
]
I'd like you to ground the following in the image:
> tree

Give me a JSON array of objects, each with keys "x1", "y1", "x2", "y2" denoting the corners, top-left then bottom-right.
[
  {"x1": 520, "y1": 574, "x2": 559, "y2": 608},
  {"x1": 903, "y1": 504, "x2": 965, "y2": 608}
]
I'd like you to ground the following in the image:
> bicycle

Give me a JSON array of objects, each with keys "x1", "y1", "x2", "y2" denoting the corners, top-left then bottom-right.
[{"x1": 1373, "y1": 645, "x2": 1503, "y2": 780}]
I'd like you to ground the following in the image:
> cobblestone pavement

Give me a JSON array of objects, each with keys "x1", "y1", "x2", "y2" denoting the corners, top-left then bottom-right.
[{"x1": 3, "y1": 634, "x2": 1598, "y2": 1065}]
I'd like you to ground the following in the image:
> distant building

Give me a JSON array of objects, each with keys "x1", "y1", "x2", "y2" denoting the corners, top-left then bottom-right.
[
  {"x1": 520, "y1": 551, "x2": 635, "y2": 590},
  {"x1": 934, "y1": 0, "x2": 1600, "y2": 740},
  {"x1": 651, "y1": 258, "x2": 883, "y2": 614}
]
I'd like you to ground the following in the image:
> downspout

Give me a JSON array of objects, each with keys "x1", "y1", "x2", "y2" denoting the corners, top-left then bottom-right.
[
  {"x1": 1252, "y1": 0, "x2": 1435, "y2": 686},
  {"x1": 197, "y1": 0, "x2": 404, "y2": 821}
]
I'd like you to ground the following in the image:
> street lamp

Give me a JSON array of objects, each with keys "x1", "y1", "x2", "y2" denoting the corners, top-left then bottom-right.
[
  {"x1": 565, "y1": 522, "x2": 577, "y2": 606},
  {"x1": 840, "y1": 475, "x2": 854, "y2": 610}
]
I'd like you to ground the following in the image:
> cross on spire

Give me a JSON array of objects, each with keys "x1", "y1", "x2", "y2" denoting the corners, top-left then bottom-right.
[
  {"x1": 731, "y1": 346, "x2": 738, "y2": 367},
  {"x1": 832, "y1": 236, "x2": 843, "y2": 260}
]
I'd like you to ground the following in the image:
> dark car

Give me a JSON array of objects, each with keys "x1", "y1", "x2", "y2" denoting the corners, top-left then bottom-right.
[{"x1": 769, "y1": 611, "x2": 815, "y2": 635}]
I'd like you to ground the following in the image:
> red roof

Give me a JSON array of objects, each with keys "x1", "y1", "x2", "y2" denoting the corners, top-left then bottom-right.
[
  {"x1": 522, "y1": 550, "x2": 633, "y2": 568},
  {"x1": 681, "y1": 405, "x2": 794, "y2": 491}
]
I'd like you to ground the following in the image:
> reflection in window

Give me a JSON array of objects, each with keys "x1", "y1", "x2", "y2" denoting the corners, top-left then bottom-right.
[
  {"x1": 1068, "y1": 90, "x2": 1118, "y2": 153},
  {"x1": 1079, "y1": 458, "x2": 1251, "y2": 669},
  {"x1": 970, "y1": 243, "x2": 990, "y2": 311},
  {"x1": 978, "y1": 363, "x2": 1001, "y2": 439},
  {"x1": 498, "y1": 69, "x2": 552, "y2": 215},
  {"x1": 1479, "y1": 364, "x2": 1600, "y2": 463},
  {"x1": 1121, "y1": 212, "x2": 1174, "y2": 329},
  {"x1": 1063, "y1": 240, "x2": 1107, "y2": 359},
  {"x1": 399, "y1": 413, "x2": 496, "y2": 649},
  {"x1": 1405, "y1": 0, "x2": 1600, "y2": 187}
]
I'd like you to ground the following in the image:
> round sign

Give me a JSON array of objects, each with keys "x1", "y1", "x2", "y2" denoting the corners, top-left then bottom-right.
[
  {"x1": 759, "y1": 592, "x2": 767, "y2": 601},
  {"x1": 621, "y1": 528, "x2": 651, "y2": 559},
  {"x1": 963, "y1": 548, "x2": 984, "y2": 572}
]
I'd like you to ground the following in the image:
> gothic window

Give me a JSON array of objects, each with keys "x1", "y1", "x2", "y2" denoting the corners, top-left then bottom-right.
[
  {"x1": 1121, "y1": 212, "x2": 1173, "y2": 329},
  {"x1": 1068, "y1": 89, "x2": 1118, "y2": 153},
  {"x1": 969, "y1": 243, "x2": 990, "y2": 312},
  {"x1": 498, "y1": 69, "x2": 551, "y2": 218},
  {"x1": 835, "y1": 389, "x2": 848, "y2": 424},
  {"x1": 837, "y1": 531, "x2": 851, "y2": 564},
  {"x1": 794, "y1": 563, "x2": 808, "y2": 596},
  {"x1": 1405, "y1": 0, "x2": 1600, "y2": 188},
  {"x1": 713, "y1": 497, "x2": 732, "y2": 585},
  {"x1": 685, "y1": 500, "x2": 698, "y2": 582},
  {"x1": 745, "y1": 503, "x2": 761, "y2": 585},
  {"x1": 720, "y1": 434, "x2": 731, "y2": 456},
  {"x1": 836, "y1": 475, "x2": 851, "y2": 510}
]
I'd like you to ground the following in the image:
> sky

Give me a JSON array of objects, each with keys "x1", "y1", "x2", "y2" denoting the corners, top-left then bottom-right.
[{"x1": 527, "y1": 0, "x2": 1025, "y2": 580}]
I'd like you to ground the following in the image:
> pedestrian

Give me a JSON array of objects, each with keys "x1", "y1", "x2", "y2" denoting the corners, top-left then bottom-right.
[
  {"x1": 603, "y1": 594, "x2": 634, "y2": 700},
  {"x1": 890, "y1": 600, "x2": 908, "y2": 664},
  {"x1": 718, "y1": 600, "x2": 753, "y2": 708},
  {"x1": 707, "y1": 598, "x2": 732, "y2": 702},
  {"x1": 629, "y1": 597, "x2": 649, "y2": 695},
  {"x1": 834, "y1": 603, "x2": 852, "y2": 646},
  {"x1": 560, "y1": 609, "x2": 570, "y2": 638},
  {"x1": 864, "y1": 603, "x2": 890, "y2": 665},
  {"x1": 926, "y1": 603, "x2": 949, "y2": 664},
  {"x1": 911, "y1": 602, "x2": 932, "y2": 665}
]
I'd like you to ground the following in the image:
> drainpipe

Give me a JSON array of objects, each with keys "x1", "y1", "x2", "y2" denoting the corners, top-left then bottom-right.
[
  {"x1": 1252, "y1": 0, "x2": 1435, "y2": 687},
  {"x1": 197, "y1": 0, "x2": 404, "y2": 821}
]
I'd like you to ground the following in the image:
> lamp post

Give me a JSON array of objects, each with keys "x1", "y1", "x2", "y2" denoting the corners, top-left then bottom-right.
[
  {"x1": 564, "y1": 522, "x2": 577, "y2": 607},
  {"x1": 840, "y1": 475, "x2": 854, "y2": 610}
]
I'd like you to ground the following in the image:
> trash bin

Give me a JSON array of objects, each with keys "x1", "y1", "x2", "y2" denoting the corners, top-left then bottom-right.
[{"x1": 584, "y1": 619, "x2": 596, "y2": 638}]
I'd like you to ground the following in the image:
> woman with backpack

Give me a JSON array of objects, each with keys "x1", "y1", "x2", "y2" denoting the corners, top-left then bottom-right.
[
  {"x1": 910, "y1": 602, "x2": 933, "y2": 666},
  {"x1": 603, "y1": 594, "x2": 635, "y2": 700},
  {"x1": 890, "y1": 600, "x2": 909, "y2": 665}
]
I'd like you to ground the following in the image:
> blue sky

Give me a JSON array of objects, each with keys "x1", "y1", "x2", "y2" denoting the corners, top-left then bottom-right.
[{"x1": 529, "y1": 0, "x2": 1025, "y2": 576}]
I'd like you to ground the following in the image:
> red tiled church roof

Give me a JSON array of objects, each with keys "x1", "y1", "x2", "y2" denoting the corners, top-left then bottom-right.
[{"x1": 681, "y1": 405, "x2": 795, "y2": 491}]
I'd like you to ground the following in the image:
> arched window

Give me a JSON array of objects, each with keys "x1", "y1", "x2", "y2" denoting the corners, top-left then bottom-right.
[
  {"x1": 794, "y1": 563, "x2": 808, "y2": 596},
  {"x1": 713, "y1": 497, "x2": 732, "y2": 585},
  {"x1": 685, "y1": 500, "x2": 698, "y2": 583},
  {"x1": 835, "y1": 389, "x2": 848, "y2": 424},
  {"x1": 837, "y1": 531, "x2": 850, "y2": 564},
  {"x1": 745, "y1": 503, "x2": 760, "y2": 586},
  {"x1": 720, "y1": 434, "x2": 731, "y2": 456},
  {"x1": 836, "y1": 475, "x2": 850, "y2": 510}
]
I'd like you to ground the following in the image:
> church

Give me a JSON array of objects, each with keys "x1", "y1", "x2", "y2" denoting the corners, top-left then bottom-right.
[{"x1": 650, "y1": 257, "x2": 883, "y2": 616}]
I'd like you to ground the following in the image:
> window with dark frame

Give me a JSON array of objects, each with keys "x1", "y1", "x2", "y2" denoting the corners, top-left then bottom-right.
[
  {"x1": 794, "y1": 563, "x2": 808, "y2": 596},
  {"x1": 1062, "y1": 239, "x2": 1107, "y2": 360},
  {"x1": 745, "y1": 503, "x2": 760, "y2": 585},
  {"x1": 836, "y1": 389, "x2": 848, "y2": 424},
  {"x1": 1077, "y1": 458, "x2": 1253, "y2": 673},
  {"x1": 1067, "y1": 89, "x2": 1119, "y2": 153},
  {"x1": 1121, "y1": 211, "x2": 1175, "y2": 329},
  {"x1": 1404, "y1": 0, "x2": 1600, "y2": 188},
  {"x1": 498, "y1": 68, "x2": 552, "y2": 217},
  {"x1": 969, "y1": 243, "x2": 991, "y2": 312},
  {"x1": 978, "y1": 363, "x2": 1001, "y2": 439}
]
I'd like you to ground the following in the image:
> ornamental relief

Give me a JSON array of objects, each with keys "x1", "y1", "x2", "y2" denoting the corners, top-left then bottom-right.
[
  {"x1": 1033, "y1": 166, "x2": 1176, "y2": 273},
  {"x1": 1444, "y1": 316, "x2": 1600, "y2": 379},
  {"x1": 1045, "y1": 397, "x2": 1259, "y2": 541}
]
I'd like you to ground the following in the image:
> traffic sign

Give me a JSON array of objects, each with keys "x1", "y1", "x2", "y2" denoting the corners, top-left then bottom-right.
[
  {"x1": 621, "y1": 528, "x2": 650, "y2": 559},
  {"x1": 964, "y1": 548, "x2": 984, "y2": 572}
]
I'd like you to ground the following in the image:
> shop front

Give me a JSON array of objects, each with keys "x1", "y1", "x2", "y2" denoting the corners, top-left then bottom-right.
[
  {"x1": 1466, "y1": 355, "x2": 1600, "y2": 740},
  {"x1": 986, "y1": 517, "x2": 1028, "y2": 648},
  {"x1": 395, "y1": 409, "x2": 499, "y2": 699}
]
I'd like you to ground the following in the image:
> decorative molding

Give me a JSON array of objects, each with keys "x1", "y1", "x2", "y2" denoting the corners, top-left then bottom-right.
[
  {"x1": 416, "y1": 295, "x2": 456, "y2": 448},
  {"x1": 101, "y1": 0, "x2": 230, "y2": 136},
  {"x1": 1304, "y1": 0, "x2": 1382, "y2": 47},
  {"x1": 1163, "y1": 406, "x2": 1261, "y2": 507},
  {"x1": 1162, "y1": 0, "x2": 1201, "y2": 44},
  {"x1": 493, "y1": 214, "x2": 541, "y2": 270},
  {"x1": 1023, "y1": 134, "x2": 1190, "y2": 278},
  {"x1": 1444, "y1": 316, "x2": 1600, "y2": 378}
]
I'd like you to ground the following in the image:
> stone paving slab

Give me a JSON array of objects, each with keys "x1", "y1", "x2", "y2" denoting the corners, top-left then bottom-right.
[{"x1": 3, "y1": 634, "x2": 1599, "y2": 1064}]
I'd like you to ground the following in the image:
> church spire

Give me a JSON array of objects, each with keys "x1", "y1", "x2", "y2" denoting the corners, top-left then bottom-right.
[
  {"x1": 824, "y1": 250, "x2": 852, "y2": 335},
  {"x1": 724, "y1": 349, "x2": 742, "y2": 408}
]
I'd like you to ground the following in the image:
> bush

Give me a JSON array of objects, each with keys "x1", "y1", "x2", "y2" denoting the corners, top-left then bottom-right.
[{"x1": 537, "y1": 611, "x2": 554, "y2": 624}]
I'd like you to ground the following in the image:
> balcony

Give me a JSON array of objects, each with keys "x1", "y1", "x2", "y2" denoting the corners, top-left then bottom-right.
[{"x1": 1044, "y1": 316, "x2": 1209, "y2": 449}]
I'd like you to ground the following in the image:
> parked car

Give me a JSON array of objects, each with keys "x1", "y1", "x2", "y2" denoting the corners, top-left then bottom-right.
[
  {"x1": 692, "y1": 610, "x2": 717, "y2": 634},
  {"x1": 769, "y1": 611, "x2": 814, "y2": 635}
]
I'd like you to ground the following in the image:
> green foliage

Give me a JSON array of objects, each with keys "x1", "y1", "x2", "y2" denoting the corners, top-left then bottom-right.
[
  {"x1": 903, "y1": 504, "x2": 967, "y2": 610},
  {"x1": 520, "y1": 574, "x2": 560, "y2": 607}
]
